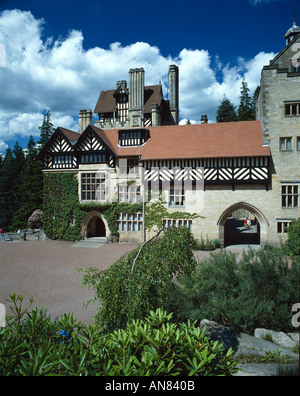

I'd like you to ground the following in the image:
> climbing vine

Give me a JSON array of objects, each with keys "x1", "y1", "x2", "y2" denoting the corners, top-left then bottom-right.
[
  {"x1": 144, "y1": 198, "x2": 200, "y2": 232},
  {"x1": 43, "y1": 173, "x2": 201, "y2": 241},
  {"x1": 43, "y1": 173, "x2": 85, "y2": 241},
  {"x1": 43, "y1": 174, "x2": 143, "y2": 240}
]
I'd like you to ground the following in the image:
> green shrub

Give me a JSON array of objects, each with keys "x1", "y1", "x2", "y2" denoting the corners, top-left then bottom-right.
[
  {"x1": 78, "y1": 227, "x2": 197, "y2": 332},
  {"x1": 166, "y1": 247, "x2": 300, "y2": 334},
  {"x1": 0, "y1": 295, "x2": 239, "y2": 376},
  {"x1": 193, "y1": 235, "x2": 216, "y2": 251},
  {"x1": 286, "y1": 218, "x2": 300, "y2": 258}
]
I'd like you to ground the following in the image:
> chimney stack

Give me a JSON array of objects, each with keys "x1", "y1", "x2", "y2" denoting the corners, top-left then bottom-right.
[
  {"x1": 79, "y1": 109, "x2": 93, "y2": 133},
  {"x1": 169, "y1": 65, "x2": 179, "y2": 125},
  {"x1": 128, "y1": 68, "x2": 145, "y2": 127},
  {"x1": 201, "y1": 114, "x2": 208, "y2": 124},
  {"x1": 129, "y1": 68, "x2": 144, "y2": 109}
]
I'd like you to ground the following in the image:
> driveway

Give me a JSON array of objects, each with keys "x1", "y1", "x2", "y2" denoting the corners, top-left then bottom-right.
[
  {"x1": 0, "y1": 240, "x2": 138, "y2": 324},
  {"x1": 0, "y1": 239, "x2": 258, "y2": 325}
]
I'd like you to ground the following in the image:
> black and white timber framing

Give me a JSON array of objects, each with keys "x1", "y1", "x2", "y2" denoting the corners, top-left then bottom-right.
[{"x1": 38, "y1": 126, "x2": 270, "y2": 188}]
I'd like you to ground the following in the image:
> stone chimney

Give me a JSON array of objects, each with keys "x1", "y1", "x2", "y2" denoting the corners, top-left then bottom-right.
[
  {"x1": 128, "y1": 68, "x2": 145, "y2": 127},
  {"x1": 169, "y1": 65, "x2": 179, "y2": 125},
  {"x1": 201, "y1": 114, "x2": 208, "y2": 124},
  {"x1": 79, "y1": 109, "x2": 93, "y2": 133},
  {"x1": 116, "y1": 80, "x2": 127, "y2": 89},
  {"x1": 129, "y1": 68, "x2": 144, "y2": 109}
]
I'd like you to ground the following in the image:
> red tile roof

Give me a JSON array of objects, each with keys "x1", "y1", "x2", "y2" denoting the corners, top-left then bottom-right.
[{"x1": 99, "y1": 121, "x2": 270, "y2": 160}]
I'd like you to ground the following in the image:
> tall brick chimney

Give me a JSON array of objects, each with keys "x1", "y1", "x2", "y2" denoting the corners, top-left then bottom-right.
[
  {"x1": 169, "y1": 65, "x2": 179, "y2": 125},
  {"x1": 79, "y1": 109, "x2": 93, "y2": 133}
]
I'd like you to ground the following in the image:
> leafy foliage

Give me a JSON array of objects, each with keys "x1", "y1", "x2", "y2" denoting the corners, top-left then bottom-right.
[
  {"x1": 144, "y1": 197, "x2": 199, "y2": 232},
  {"x1": 38, "y1": 110, "x2": 54, "y2": 147},
  {"x1": 166, "y1": 247, "x2": 300, "y2": 334},
  {"x1": 216, "y1": 80, "x2": 258, "y2": 122},
  {"x1": 78, "y1": 227, "x2": 197, "y2": 332},
  {"x1": 0, "y1": 295, "x2": 239, "y2": 376},
  {"x1": 286, "y1": 218, "x2": 300, "y2": 258},
  {"x1": 0, "y1": 137, "x2": 43, "y2": 231},
  {"x1": 216, "y1": 95, "x2": 237, "y2": 122},
  {"x1": 237, "y1": 79, "x2": 256, "y2": 121},
  {"x1": 28, "y1": 209, "x2": 43, "y2": 228},
  {"x1": 43, "y1": 173, "x2": 85, "y2": 241}
]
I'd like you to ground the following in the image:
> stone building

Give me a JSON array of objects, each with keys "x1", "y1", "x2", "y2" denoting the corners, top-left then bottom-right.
[
  {"x1": 80, "y1": 65, "x2": 179, "y2": 132},
  {"x1": 256, "y1": 16, "x2": 300, "y2": 241},
  {"x1": 38, "y1": 22, "x2": 299, "y2": 247}
]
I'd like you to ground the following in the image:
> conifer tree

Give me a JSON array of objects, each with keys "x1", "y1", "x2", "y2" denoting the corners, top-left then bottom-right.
[
  {"x1": 216, "y1": 95, "x2": 237, "y2": 122},
  {"x1": 237, "y1": 79, "x2": 256, "y2": 121},
  {"x1": 0, "y1": 148, "x2": 19, "y2": 230},
  {"x1": 12, "y1": 136, "x2": 43, "y2": 229},
  {"x1": 38, "y1": 110, "x2": 54, "y2": 147}
]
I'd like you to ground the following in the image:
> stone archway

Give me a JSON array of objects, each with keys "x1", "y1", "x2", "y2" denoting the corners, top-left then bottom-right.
[
  {"x1": 81, "y1": 211, "x2": 110, "y2": 240},
  {"x1": 217, "y1": 202, "x2": 269, "y2": 247}
]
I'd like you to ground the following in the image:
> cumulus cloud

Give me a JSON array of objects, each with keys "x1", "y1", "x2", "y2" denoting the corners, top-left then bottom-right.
[
  {"x1": 0, "y1": 9, "x2": 276, "y2": 153},
  {"x1": 249, "y1": 0, "x2": 283, "y2": 5},
  {"x1": 0, "y1": 140, "x2": 8, "y2": 153}
]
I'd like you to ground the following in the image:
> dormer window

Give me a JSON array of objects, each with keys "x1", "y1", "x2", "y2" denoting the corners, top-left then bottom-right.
[{"x1": 118, "y1": 129, "x2": 149, "y2": 146}]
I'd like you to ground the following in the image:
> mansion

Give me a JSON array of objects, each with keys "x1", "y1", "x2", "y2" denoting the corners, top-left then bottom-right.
[{"x1": 38, "y1": 20, "x2": 300, "y2": 247}]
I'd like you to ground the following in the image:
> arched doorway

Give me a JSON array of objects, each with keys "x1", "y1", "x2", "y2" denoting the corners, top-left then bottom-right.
[
  {"x1": 217, "y1": 202, "x2": 269, "y2": 248},
  {"x1": 87, "y1": 216, "x2": 106, "y2": 238},
  {"x1": 81, "y1": 211, "x2": 109, "y2": 240}
]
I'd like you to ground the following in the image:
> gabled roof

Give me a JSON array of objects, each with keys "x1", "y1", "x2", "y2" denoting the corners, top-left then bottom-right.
[
  {"x1": 143, "y1": 85, "x2": 164, "y2": 113},
  {"x1": 94, "y1": 85, "x2": 165, "y2": 114},
  {"x1": 37, "y1": 127, "x2": 80, "y2": 159},
  {"x1": 264, "y1": 33, "x2": 300, "y2": 70},
  {"x1": 74, "y1": 125, "x2": 116, "y2": 156},
  {"x1": 94, "y1": 89, "x2": 116, "y2": 113},
  {"x1": 98, "y1": 121, "x2": 270, "y2": 160},
  {"x1": 38, "y1": 121, "x2": 270, "y2": 162}
]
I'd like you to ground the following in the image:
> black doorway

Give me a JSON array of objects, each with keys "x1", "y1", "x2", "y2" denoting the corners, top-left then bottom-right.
[
  {"x1": 87, "y1": 216, "x2": 106, "y2": 238},
  {"x1": 224, "y1": 217, "x2": 260, "y2": 247}
]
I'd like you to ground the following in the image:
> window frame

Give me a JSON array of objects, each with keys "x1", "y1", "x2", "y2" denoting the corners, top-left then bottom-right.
[
  {"x1": 279, "y1": 137, "x2": 292, "y2": 151},
  {"x1": 284, "y1": 102, "x2": 300, "y2": 117},
  {"x1": 162, "y1": 218, "x2": 193, "y2": 231},
  {"x1": 169, "y1": 188, "x2": 185, "y2": 207},
  {"x1": 80, "y1": 172, "x2": 106, "y2": 202},
  {"x1": 118, "y1": 184, "x2": 141, "y2": 203},
  {"x1": 277, "y1": 220, "x2": 293, "y2": 235},
  {"x1": 281, "y1": 184, "x2": 299, "y2": 208},
  {"x1": 117, "y1": 212, "x2": 143, "y2": 232}
]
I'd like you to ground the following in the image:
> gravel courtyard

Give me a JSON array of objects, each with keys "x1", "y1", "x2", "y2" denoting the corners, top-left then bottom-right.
[
  {"x1": 0, "y1": 240, "x2": 138, "y2": 324},
  {"x1": 0, "y1": 239, "x2": 253, "y2": 324}
]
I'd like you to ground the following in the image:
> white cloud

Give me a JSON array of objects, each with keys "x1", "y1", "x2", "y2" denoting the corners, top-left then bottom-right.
[
  {"x1": 0, "y1": 140, "x2": 8, "y2": 153},
  {"x1": 0, "y1": 9, "x2": 276, "y2": 153},
  {"x1": 249, "y1": 0, "x2": 283, "y2": 5}
]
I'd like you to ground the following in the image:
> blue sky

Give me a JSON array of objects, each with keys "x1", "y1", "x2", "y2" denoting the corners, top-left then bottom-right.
[{"x1": 0, "y1": 0, "x2": 299, "y2": 154}]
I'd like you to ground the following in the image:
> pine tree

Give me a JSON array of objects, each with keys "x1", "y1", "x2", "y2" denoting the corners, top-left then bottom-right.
[
  {"x1": 11, "y1": 136, "x2": 43, "y2": 230},
  {"x1": 38, "y1": 110, "x2": 54, "y2": 147},
  {"x1": 0, "y1": 148, "x2": 19, "y2": 230},
  {"x1": 237, "y1": 79, "x2": 256, "y2": 121},
  {"x1": 216, "y1": 95, "x2": 237, "y2": 122}
]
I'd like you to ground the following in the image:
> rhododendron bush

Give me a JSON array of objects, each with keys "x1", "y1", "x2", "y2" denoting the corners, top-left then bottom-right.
[{"x1": 28, "y1": 209, "x2": 43, "y2": 228}]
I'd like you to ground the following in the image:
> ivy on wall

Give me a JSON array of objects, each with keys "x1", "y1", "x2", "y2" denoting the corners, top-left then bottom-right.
[
  {"x1": 43, "y1": 173, "x2": 201, "y2": 241},
  {"x1": 43, "y1": 174, "x2": 143, "y2": 240},
  {"x1": 43, "y1": 173, "x2": 85, "y2": 241}
]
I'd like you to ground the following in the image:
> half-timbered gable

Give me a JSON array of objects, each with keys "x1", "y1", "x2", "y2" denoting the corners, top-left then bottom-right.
[
  {"x1": 75, "y1": 125, "x2": 116, "y2": 168},
  {"x1": 37, "y1": 127, "x2": 79, "y2": 170}
]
